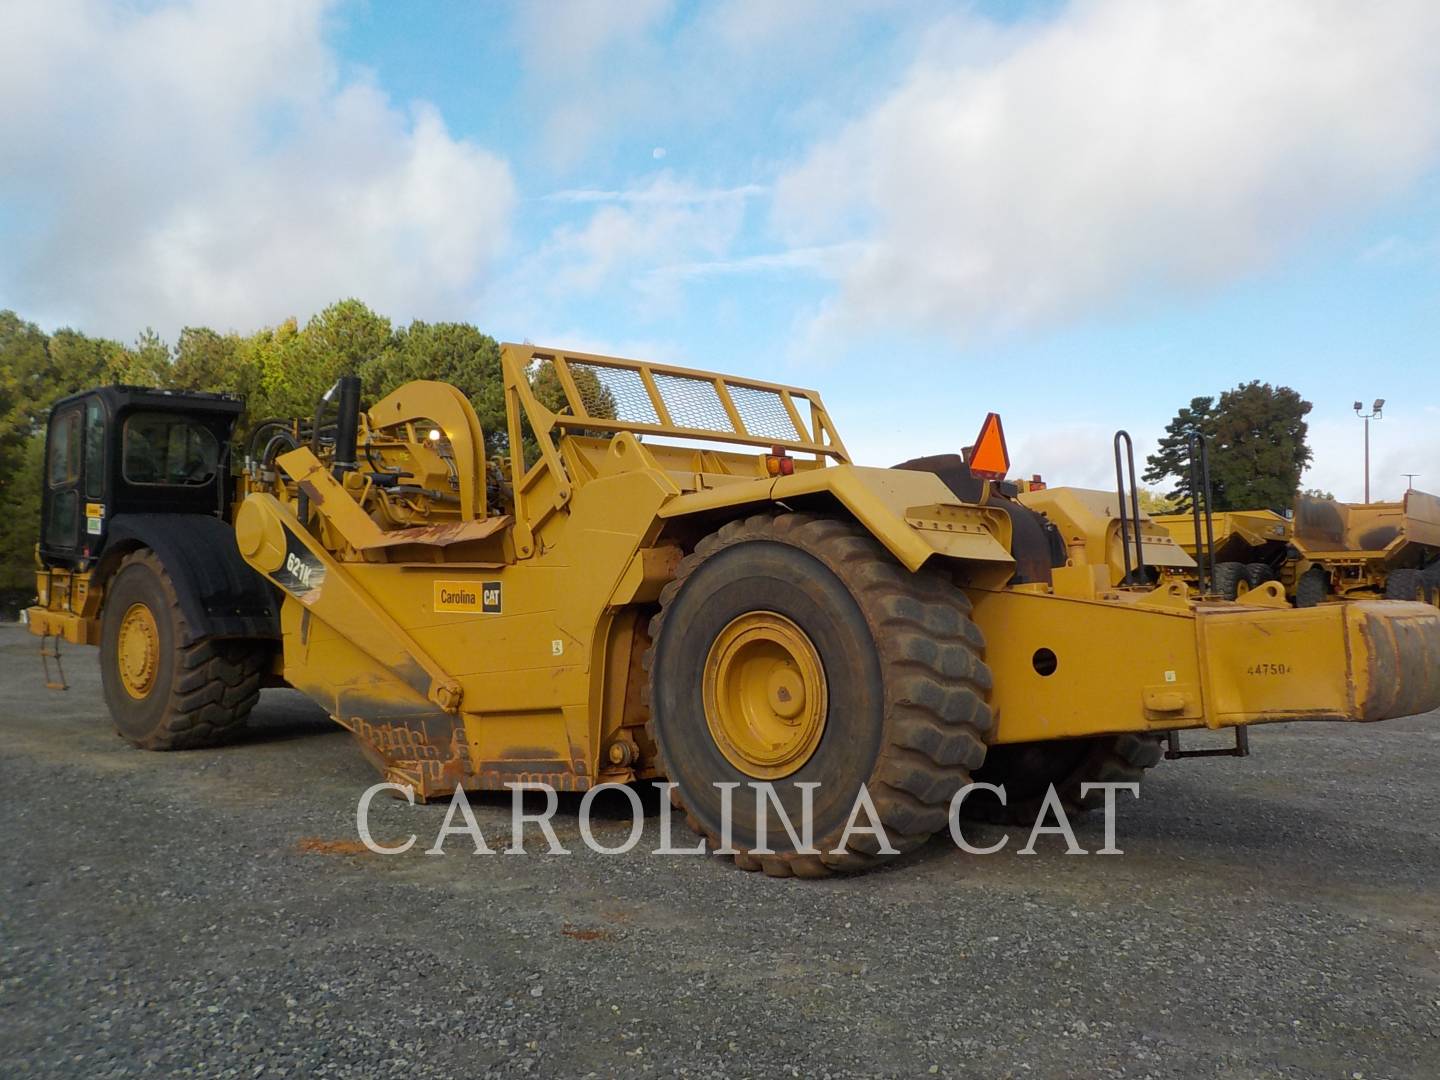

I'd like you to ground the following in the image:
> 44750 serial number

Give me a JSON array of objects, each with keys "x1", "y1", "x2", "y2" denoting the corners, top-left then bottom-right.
[{"x1": 1247, "y1": 663, "x2": 1292, "y2": 676}]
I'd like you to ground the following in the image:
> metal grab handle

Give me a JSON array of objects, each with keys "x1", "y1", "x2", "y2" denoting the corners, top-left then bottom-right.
[
  {"x1": 1187, "y1": 434, "x2": 1217, "y2": 594},
  {"x1": 1113, "y1": 430, "x2": 1145, "y2": 584}
]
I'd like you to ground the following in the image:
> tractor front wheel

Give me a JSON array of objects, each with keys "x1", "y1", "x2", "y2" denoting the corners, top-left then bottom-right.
[
  {"x1": 645, "y1": 513, "x2": 994, "y2": 876},
  {"x1": 99, "y1": 550, "x2": 266, "y2": 750}
]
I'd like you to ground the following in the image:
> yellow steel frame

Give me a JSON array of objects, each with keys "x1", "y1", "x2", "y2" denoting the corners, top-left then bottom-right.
[
  {"x1": 502, "y1": 343, "x2": 851, "y2": 460},
  {"x1": 499, "y1": 343, "x2": 851, "y2": 561},
  {"x1": 972, "y1": 587, "x2": 1437, "y2": 744}
]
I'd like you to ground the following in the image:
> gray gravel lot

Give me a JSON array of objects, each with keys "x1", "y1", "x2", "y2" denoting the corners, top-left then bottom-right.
[{"x1": 1, "y1": 623, "x2": 1437, "y2": 1079}]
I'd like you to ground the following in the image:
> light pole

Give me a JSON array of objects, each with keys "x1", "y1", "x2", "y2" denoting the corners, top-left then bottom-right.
[
  {"x1": 1403, "y1": 473, "x2": 1419, "y2": 491},
  {"x1": 1353, "y1": 398, "x2": 1384, "y2": 503}
]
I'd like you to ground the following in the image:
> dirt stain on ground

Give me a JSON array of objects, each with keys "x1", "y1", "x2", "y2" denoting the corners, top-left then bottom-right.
[
  {"x1": 561, "y1": 921, "x2": 614, "y2": 942},
  {"x1": 295, "y1": 837, "x2": 374, "y2": 855}
]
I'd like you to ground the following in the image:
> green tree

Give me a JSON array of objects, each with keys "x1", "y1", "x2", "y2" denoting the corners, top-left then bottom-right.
[
  {"x1": 1145, "y1": 382, "x2": 1312, "y2": 513},
  {"x1": 0, "y1": 301, "x2": 532, "y2": 613},
  {"x1": 1208, "y1": 381, "x2": 1312, "y2": 512},
  {"x1": 1137, "y1": 488, "x2": 1177, "y2": 515},
  {"x1": 525, "y1": 358, "x2": 619, "y2": 457},
  {"x1": 0, "y1": 312, "x2": 53, "y2": 609},
  {"x1": 360, "y1": 321, "x2": 507, "y2": 453},
  {"x1": 2, "y1": 317, "x2": 120, "y2": 453},
  {"x1": 172, "y1": 327, "x2": 240, "y2": 392},
  {"x1": 110, "y1": 328, "x2": 171, "y2": 385},
  {"x1": 0, "y1": 314, "x2": 125, "y2": 611},
  {"x1": 0, "y1": 435, "x2": 45, "y2": 602},
  {"x1": 0, "y1": 310, "x2": 53, "y2": 458},
  {"x1": 1142, "y1": 396, "x2": 1215, "y2": 511},
  {"x1": 253, "y1": 300, "x2": 394, "y2": 420}
]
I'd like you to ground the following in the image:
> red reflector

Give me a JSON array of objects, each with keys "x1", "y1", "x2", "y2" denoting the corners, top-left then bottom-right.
[{"x1": 968, "y1": 412, "x2": 1010, "y2": 482}]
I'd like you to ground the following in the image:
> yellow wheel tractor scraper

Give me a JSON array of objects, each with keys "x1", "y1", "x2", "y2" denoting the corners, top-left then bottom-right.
[{"x1": 27, "y1": 347, "x2": 1440, "y2": 876}]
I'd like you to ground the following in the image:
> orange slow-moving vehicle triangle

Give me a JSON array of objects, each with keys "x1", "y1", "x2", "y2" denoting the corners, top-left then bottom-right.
[{"x1": 967, "y1": 412, "x2": 1010, "y2": 481}]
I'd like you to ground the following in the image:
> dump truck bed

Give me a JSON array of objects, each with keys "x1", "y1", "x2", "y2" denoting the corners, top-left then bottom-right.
[
  {"x1": 1292, "y1": 490, "x2": 1440, "y2": 561},
  {"x1": 1153, "y1": 508, "x2": 1292, "y2": 560}
]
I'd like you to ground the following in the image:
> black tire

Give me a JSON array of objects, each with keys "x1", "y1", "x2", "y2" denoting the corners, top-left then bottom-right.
[
  {"x1": 99, "y1": 550, "x2": 266, "y2": 750},
  {"x1": 645, "y1": 512, "x2": 993, "y2": 877},
  {"x1": 1295, "y1": 566, "x2": 1328, "y2": 608},
  {"x1": 1212, "y1": 561, "x2": 1247, "y2": 600},
  {"x1": 1423, "y1": 563, "x2": 1440, "y2": 606},
  {"x1": 1244, "y1": 562, "x2": 1277, "y2": 588},
  {"x1": 1385, "y1": 568, "x2": 1423, "y2": 601},
  {"x1": 962, "y1": 733, "x2": 1164, "y2": 824}
]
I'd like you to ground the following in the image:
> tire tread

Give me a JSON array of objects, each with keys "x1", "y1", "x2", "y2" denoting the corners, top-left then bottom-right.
[
  {"x1": 104, "y1": 549, "x2": 266, "y2": 751},
  {"x1": 645, "y1": 511, "x2": 992, "y2": 876}
]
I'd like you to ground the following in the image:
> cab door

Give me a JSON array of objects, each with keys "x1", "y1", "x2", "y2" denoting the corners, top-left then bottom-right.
[{"x1": 40, "y1": 396, "x2": 107, "y2": 567}]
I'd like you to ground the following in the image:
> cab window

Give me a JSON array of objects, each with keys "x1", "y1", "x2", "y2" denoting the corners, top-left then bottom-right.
[
  {"x1": 48, "y1": 408, "x2": 81, "y2": 487},
  {"x1": 122, "y1": 413, "x2": 221, "y2": 486},
  {"x1": 84, "y1": 398, "x2": 105, "y2": 499}
]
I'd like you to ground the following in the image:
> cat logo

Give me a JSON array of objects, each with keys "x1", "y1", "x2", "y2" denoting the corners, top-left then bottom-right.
[{"x1": 434, "y1": 580, "x2": 503, "y2": 614}]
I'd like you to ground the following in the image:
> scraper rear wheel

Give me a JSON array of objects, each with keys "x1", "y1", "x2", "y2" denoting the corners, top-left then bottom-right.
[
  {"x1": 961, "y1": 733, "x2": 1164, "y2": 825},
  {"x1": 645, "y1": 512, "x2": 994, "y2": 876}
]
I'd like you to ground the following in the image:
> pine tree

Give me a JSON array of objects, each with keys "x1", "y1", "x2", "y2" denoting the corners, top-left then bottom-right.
[
  {"x1": 1142, "y1": 396, "x2": 1215, "y2": 510},
  {"x1": 1145, "y1": 383, "x2": 1312, "y2": 514}
]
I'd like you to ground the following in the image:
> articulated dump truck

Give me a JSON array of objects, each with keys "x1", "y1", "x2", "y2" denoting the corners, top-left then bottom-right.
[
  {"x1": 27, "y1": 346, "x2": 1440, "y2": 876},
  {"x1": 1154, "y1": 492, "x2": 1440, "y2": 607}
]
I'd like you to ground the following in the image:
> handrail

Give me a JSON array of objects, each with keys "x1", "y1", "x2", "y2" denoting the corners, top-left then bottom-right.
[
  {"x1": 1187, "y1": 434, "x2": 1217, "y2": 593},
  {"x1": 502, "y1": 343, "x2": 850, "y2": 462},
  {"x1": 1113, "y1": 430, "x2": 1145, "y2": 584}
]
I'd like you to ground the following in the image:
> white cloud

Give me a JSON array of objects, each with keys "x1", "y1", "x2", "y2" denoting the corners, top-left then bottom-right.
[
  {"x1": 1359, "y1": 233, "x2": 1440, "y2": 267},
  {"x1": 545, "y1": 183, "x2": 766, "y2": 206},
  {"x1": 509, "y1": 0, "x2": 674, "y2": 166},
  {"x1": 532, "y1": 174, "x2": 755, "y2": 300},
  {"x1": 507, "y1": 0, "x2": 935, "y2": 170},
  {"x1": 512, "y1": 0, "x2": 673, "y2": 69},
  {"x1": 648, "y1": 244, "x2": 861, "y2": 282},
  {"x1": 774, "y1": 0, "x2": 1440, "y2": 344},
  {"x1": 1304, "y1": 410, "x2": 1438, "y2": 503},
  {"x1": 0, "y1": 0, "x2": 515, "y2": 339}
]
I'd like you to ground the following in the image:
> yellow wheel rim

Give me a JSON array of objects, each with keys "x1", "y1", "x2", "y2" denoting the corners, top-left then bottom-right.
[
  {"x1": 702, "y1": 611, "x2": 827, "y2": 780},
  {"x1": 117, "y1": 602, "x2": 160, "y2": 700}
]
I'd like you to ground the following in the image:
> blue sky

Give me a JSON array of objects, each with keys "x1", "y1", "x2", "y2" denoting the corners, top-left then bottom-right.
[{"x1": 2, "y1": 0, "x2": 1438, "y2": 498}]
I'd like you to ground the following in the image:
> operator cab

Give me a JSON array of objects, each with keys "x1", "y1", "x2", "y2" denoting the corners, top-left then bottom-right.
[{"x1": 40, "y1": 386, "x2": 243, "y2": 570}]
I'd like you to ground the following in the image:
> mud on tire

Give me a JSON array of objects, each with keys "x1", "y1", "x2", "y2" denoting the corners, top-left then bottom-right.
[
  {"x1": 99, "y1": 549, "x2": 268, "y2": 751},
  {"x1": 644, "y1": 512, "x2": 994, "y2": 877}
]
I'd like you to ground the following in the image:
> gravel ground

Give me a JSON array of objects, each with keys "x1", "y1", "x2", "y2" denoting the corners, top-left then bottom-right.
[{"x1": 1, "y1": 623, "x2": 1437, "y2": 1079}]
